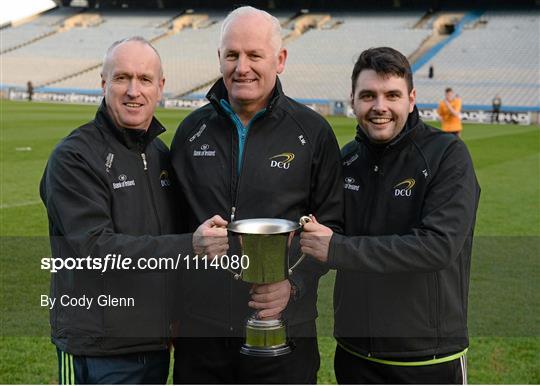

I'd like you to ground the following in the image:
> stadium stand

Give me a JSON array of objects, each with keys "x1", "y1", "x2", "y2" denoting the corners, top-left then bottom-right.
[
  {"x1": 1, "y1": 7, "x2": 538, "y2": 111},
  {"x1": 1, "y1": 10, "x2": 175, "y2": 87},
  {"x1": 51, "y1": 11, "x2": 298, "y2": 96},
  {"x1": 414, "y1": 11, "x2": 540, "y2": 109},
  {"x1": 1, "y1": 7, "x2": 80, "y2": 53},
  {"x1": 50, "y1": 12, "x2": 223, "y2": 94},
  {"x1": 184, "y1": 12, "x2": 432, "y2": 100},
  {"x1": 277, "y1": 12, "x2": 432, "y2": 102},
  {"x1": 138, "y1": 13, "x2": 223, "y2": 96}
]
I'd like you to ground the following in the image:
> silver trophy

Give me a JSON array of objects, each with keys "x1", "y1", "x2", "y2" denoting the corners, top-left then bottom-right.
[{"x1": 227, "y1": 216, "x2": 311, "y2": 357}]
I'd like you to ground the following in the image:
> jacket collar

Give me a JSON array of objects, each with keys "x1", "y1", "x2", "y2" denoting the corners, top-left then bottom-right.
[
  {"x1": 355, "y1": 105, "x2": 420, "y2": 153},
  {"x1": 206, "y1": 77, "x2": 284, "y2": 117},
  {"x1": 94, "y1": 100, "x2": 166, "y2": 151}
]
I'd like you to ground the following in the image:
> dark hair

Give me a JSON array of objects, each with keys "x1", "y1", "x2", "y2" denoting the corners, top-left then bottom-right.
[
  {"x1": 351, "y1": 47, "x2": 413, "y2": 94},
  {"x1": 445, "y1": 87, "x2": 453, "y2": 93}
]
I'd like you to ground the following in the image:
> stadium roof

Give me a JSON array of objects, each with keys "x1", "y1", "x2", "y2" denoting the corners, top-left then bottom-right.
[{"x1": 0, "y1": 0, "x2": 56, "y2": 26}]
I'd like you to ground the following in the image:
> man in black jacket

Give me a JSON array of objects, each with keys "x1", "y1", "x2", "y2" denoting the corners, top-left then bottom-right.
[
  {"x1": 170, "y1": 6, "x2": 343, "y2": 384},
  {"x1": 40, "y1": 37, "x2": 228, "y2": 384},
  {"x1": 301, "y1": 47, "x2": 480, "y2": 383}
]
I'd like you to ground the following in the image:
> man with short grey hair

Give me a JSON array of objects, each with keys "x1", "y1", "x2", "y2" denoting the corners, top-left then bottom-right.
[
  {"x1": 41, "y1": 36, "x2": 228, "y2": 384},
  {"x1": 170, "y1": 6, "x2": 343, "y2": 384}
]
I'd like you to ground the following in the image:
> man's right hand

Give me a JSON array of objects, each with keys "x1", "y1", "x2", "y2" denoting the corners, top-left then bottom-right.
[
  {"x1": 193, "y1": 215, "x2": 229, "y2": 258},
  {"x1": 300, "y1": 216, "x2": 333, "y2": 263}
]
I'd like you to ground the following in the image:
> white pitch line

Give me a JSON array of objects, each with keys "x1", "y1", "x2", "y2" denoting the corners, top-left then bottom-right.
[{"x1": 0, "y1": 200, "x2": 42, "y2": 209}]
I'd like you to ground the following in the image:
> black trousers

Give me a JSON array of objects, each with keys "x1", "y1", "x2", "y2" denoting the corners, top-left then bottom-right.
[
  {"x1": 173, "y1": 336, "x2": 319, "y2": 384},
  {"x1": 57, "y1": 348, "x2": 169, "y2": 384},
  {"x1": 492, "y1": 109, "x2": 500, "y2": 122},
  {"x1": 334, "y1": 344, "x2": 467, "y2": 384}
]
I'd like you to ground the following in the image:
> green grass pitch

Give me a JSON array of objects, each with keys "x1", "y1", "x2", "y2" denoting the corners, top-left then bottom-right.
[{"x1": 1, "y1": 100, "x2": 538, "y2": 383}]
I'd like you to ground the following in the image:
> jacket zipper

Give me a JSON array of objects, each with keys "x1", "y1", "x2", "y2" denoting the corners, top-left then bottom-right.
[
  {"x1": 228, "y1": 117, "x2": 247, "y2": 335},
  {"x1": 363, "y1": 156, "x2": 382, "y2": 353},
  {"x1": 434, "y1": 271, "x2": 440, "y2": 351},
  {"x1": 141, "y1": 152, "x2": 161, "y2": 233},
  {"x1": 227, "y1": 125, "x2": 236, "y2": 336},
  {"x1": 227, "y1": 115, "x2": 258, "y2": 334},
  {"x1": 229, "y1": 113, "x2": 257, "y2": 222},
  {"x1": 230, "y1": 160, "x2": 245, "y2": 221},
  {"x1": 141, "y1": 152, "x2": 148, "y2": 170},
  {"x1": 361, "y1": 162, "x2": 381, "y2": 232},
  {"x1": 360, "y1": 143, "x2": 388, "y2": 233},
  {"x1": 140, "y1": 151, "x2": 167, "y2": 338}
]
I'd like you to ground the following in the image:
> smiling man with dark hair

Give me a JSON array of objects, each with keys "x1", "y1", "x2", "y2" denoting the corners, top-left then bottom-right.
[{"x1": 301, "y1": 47, "x2": 480, "y2": 384}]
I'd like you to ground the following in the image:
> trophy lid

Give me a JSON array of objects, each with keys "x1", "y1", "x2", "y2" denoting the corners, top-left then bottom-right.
[{"x1": 227, "y1": 218, "x2": 300, "y2": 235}]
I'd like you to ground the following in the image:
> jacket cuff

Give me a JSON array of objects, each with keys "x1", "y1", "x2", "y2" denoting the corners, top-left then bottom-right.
[
  {"x1": 288, "y1": 272, "x2": 305, "y2": 302},
  {"x1": 327, "y1": 232, "x2": 345, "y2": 269}
]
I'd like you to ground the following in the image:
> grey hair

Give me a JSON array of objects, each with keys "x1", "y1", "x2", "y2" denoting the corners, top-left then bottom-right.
[
  {"x1": 219, "y1": 6, "x2": 282, "y2": 55},
  {"x1": 101, "y1": 36, "x2": 163, "y2": 78}
]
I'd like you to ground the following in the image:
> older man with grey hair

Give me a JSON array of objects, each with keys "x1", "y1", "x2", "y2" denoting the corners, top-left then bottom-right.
[
  {"x1": 170, "y1": 6, "x2": 343, "y2": 384},
  {"x1": 41, "y1": 36, "x2": 228, "y2": 384}
]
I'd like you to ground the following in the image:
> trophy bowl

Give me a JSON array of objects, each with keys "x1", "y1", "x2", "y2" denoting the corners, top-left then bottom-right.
[{"x1": 227, "y1": 217, "x2": 310, "y2": 357}]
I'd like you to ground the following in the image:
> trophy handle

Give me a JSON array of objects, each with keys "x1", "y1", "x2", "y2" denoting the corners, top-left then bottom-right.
[
  {"x1": 288, "y1": 215, "x2": 312, "y2": 275},
  {"x1": 215, "y1": 224, "x2": 242, "y2": 280},
  {"x1": 226, "y1": 234, "x2": 242, "y2": 280},
  {"x1": 227, "y1": 267, "x2": 242, "y2": 280}
]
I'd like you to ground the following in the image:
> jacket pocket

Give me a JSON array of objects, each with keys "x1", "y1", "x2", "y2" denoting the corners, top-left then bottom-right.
[
  {"x1": 428, "y1": 272, "x2": 439, "y2": 330},
  {"x1": 369, "y1": 273, "x2": 437, "y2": 338},
  {"x1": 334, "y1": 271, "x2": 371, "y2": 338}
]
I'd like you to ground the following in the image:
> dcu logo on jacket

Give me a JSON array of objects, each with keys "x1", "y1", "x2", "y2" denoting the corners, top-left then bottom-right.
[
  {"x1": 269, "y1": 153, "x2": 295, "y2": 169},
  {"x1": 159, "y1": 170, "x2": 171, "y2": 187},
  {"x1": 393, "y1": 178, "x2": 415, "y2": 197}
]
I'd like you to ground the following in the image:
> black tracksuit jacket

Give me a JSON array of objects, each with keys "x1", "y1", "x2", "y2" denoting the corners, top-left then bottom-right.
[
  {"x1": 40, "y1": 102, "x2": 192, "y2": 356},
  {"x1": 328, "y1": 107, "x2": 480, "y2": 358},
  {"x1": 170, "y1": 78, "x2": 344, "y2": 336}
]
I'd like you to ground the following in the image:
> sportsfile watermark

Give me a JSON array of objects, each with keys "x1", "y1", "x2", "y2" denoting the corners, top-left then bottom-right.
[
  {"x1": 40, "y1": 254, "x2": 250, "y2": 273},
  {"x1": 1, "y1": 236, "x2": 538, "y2": 338}
]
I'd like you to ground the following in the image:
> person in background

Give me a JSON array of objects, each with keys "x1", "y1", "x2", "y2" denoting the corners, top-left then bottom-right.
[
  {"x1": 437, "y1": 87, "x2": 463, "y2": 136},
  {"x1": 27, "y1": 80, "x2": 34, "y2": 101},
  {"x1": 491, "y1": 94, "x2": 502, "y2": 123}
]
